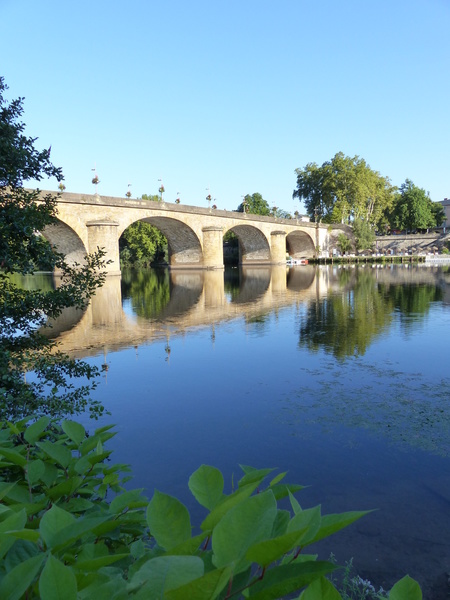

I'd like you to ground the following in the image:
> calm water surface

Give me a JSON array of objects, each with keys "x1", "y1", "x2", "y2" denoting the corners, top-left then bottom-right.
[{"x1": 51, "y1": 264, "x2": 450, "y2": 598}]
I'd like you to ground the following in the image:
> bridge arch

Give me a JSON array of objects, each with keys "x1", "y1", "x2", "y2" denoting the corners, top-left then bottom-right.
[
  {"x1": 286, "y1": 230, "x2": 316, "y2": 259},
  {"x1": 224, "y1": 224, "x2": 271, "y2": 264},
  {"x1": 122, "y1": 217, "x2": 203, "y2": 268},
  {"x1": 41, "y1": 219, "x2": 88, "y2": 266}
]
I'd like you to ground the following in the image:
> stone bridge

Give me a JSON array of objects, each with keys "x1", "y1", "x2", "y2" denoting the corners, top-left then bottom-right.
[{"x1": 41, "y1": 192, "x2": 328, "y2": 275}]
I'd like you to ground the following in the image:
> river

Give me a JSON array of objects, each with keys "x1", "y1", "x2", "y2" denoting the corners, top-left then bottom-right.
[{"x1": 45, "y1": 263, "x2": 450, "y2": 598}]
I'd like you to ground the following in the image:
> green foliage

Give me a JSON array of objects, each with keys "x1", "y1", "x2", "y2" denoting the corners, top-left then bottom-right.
[
  {"x1": 293, "y1": 153, "x2": 397, "y2": 228},
  {"x1": 431, "y1": 201, "x2": 445, "y2": 227},
  {"x1": 336, "y1": 234, "x2": 352, "y2": 255},
  {"x1": 0, "y1": 76, "x2": 107, "y2": 420},
  {"x1": 328, "y1": 556, "x2": 386, "y2": 599},
  {"x1": 119, "y1": 194, "x2": 168, "y2": 267},
  {"x1": 237, "y1": 193, "x2": 271, "y2": 216},
  {"x1": 141, "y1": 194, "x2": 161, "y2": 203},
  {"x1": 352, "y1": 219, "x2": 375, "y2": 253},
  {"x1": 273, "y1": 208, "x2": 292, "y2": 219},
  {"x1": 328, "y1": 556, "x2": 422, "y2": 600},
  {"x1": 390, "y1": 180, "x2": 435, "y2": 231},
  {"x1": 0, "y1": 419, "x2": 421, "y2": 599},
  {"x1": 120, "y1": 221, "x2": 167, "y2": 267}
]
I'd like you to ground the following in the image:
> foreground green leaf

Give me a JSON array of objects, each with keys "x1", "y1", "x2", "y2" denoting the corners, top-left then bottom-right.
[
  {"x1": 146, "y1": 490, "x2": 191, "y2": 550},
  {"x1": 247, "y1": 560, "x2": 337, "y2": 599},
  {"x1": 130, "y1": 555, "x2": 204, "y2": 598},
  {"x1": 39, "y1": 554, "x2": 77, "y2": 600},
  {"x1": 188, "y1": 465, "x2": 224, "y2": 510},
  {"x1": 0, "y1": 553, "x2": 45, "y2": 600},
  {"x1": 299, "y1": 576, "x2": 342, "y2": 599},
  {"x1": 212, "y1": 490, "x2": 277, "y2": 572},
  {"x1": 389, "y1": 575, "x2": 422, "y2": 600}
]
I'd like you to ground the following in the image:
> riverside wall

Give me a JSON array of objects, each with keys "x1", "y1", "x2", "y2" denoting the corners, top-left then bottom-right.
[{"x1": 327, "y1": 226, "x2": 449, "y2": 255}]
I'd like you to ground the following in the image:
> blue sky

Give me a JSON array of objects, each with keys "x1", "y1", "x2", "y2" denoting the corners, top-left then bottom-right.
[{"x1": 1, "y1": 0, "x2": 449, "y2": 213}]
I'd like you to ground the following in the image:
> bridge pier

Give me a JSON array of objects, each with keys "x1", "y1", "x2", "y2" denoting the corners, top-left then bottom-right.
[
  {"x1": 202, "y1": 226, "x2": 224, "y2": 270},
  {"x1": 270, "y1": 231, "x2": 287, "y2": 264},
  {"x1": 87, "y1": 220, "x2": 121, "y2": 275}
]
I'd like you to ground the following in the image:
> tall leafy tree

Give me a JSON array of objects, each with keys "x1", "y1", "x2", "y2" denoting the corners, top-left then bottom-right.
[
  {"x1": 0, "y1": 77, "x2": 106, "y2": 420},
  {"x1": 391, "y1": 179, "x2": 435, "y2": 231},
  {"x1": 292, "y1": 161, "x2": 334, "y2": 222},
  {"x1": 236, "y1": 192, "x2": 271, "y2": 215},
  {"x1": 293, "y1": 152, "x2": 396, "y2": 227}
]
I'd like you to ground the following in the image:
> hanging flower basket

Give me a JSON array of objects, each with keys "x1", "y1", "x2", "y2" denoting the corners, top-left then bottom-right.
[
  {"x1": 159, "y1": 185, "x2": 165, "y2": 194},
  {"x1": 125, "y1": 191, "x2": 132, "y2": 198},
  {"x1": 92, "y1": 176, "x2": 99, "y2": 185},
  {"x1": 212, "y1": 204, "x2": 217, "y2": 210},
  {"x1": 175, "y1": 198, "x2": 180, "y2": 204},
  {"x1": 206, "y1": 194, "x2": 212, "y2": 202}
]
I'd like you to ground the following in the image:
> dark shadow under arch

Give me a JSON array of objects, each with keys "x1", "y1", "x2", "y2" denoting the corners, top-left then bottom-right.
[
  {"x1": 41, "y1": 220, "x2": 87, "y2": 266},
  {"x1": 136, "y1": 217, "x2": 203, "y2": 268},
  {"x1": 286, "y1": 230, "x2": 316, "y2": 259},
  {"x1": 225, "y1": 224, "x2": 270, "y2": 264}
]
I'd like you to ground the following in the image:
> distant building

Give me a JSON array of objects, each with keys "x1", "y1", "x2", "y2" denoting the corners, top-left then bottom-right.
[{"x1": 438, "y1": 198, "x2": 450, "y2": 225}]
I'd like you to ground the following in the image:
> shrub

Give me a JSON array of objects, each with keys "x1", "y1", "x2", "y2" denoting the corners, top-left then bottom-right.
[{"x1": 0, "y1": 418, "x2": 422, "y2": 599}]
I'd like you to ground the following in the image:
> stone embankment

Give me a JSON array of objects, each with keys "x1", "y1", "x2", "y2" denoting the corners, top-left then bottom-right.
[
  {"x1": 372, "y1": 232, "x2": 449, "y2": 255},
  {"x1": 328, "y1": 226, "x2": 449, "y2": 256}
]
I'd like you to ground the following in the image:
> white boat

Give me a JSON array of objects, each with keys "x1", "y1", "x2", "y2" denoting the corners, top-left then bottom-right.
[{"x1": 287, "y1": 258, "x2": 309, "y2": 266}]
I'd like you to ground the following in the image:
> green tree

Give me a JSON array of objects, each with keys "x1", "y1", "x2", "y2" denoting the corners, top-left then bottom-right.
[
  {"x1": 237, "y1": 192, "x2": 270, "y2": 215},
  {"x1": 141, "y1": 193, "x2": 160, "y2": 202},
  {"x1": 0, "y1": 77, "x2": 106, "y2": 420},
  {"x1": 273, "y1": 207, "x2": 291, "y2": 219},
  {"x1": 431, "y1": 201, "x2": 445, "y2": 227},
  {"x1": 293, "y1": 161, "x2": 334, "y2": 222},
  {"x1": 337, "y1": 233, "x2": 352, "y2": 255},
  {"x1": 352, "y1": 218, "x2": 375, "y2": 252},
  {"x1": 391, "y1": 180, "x2": 435, "y2": 231},
  {"x1": 119, "y1": 194, "x2": 168, "y2": 266},
  {"x1": 120, "y1": 220, "x2": 167, "y2": 267},
  {"x1": 293, "y1": 153, "x2": 397, "y2": 227}
]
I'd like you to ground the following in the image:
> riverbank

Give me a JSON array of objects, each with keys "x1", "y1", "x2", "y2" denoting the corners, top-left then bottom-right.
[
  {"x1": 312, "y1": 255, "x2": 427, "y2": 265},
  {"x1": 312, "y1": 253, "x2": 450, "y2": 266}
]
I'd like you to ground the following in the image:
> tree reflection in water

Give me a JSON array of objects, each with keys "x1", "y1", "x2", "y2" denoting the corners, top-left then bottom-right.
[
  {"x1": 299, "y1": 270, "x2": 395, "y2": 359},
  {"x1": 121, "y1": 268, "x2": 170, "y2": 319},
  {"x1": 298, "y1": 268, "x2": 443, "y2": 359}
]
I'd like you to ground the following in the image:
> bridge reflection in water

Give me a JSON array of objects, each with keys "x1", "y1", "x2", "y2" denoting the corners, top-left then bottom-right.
[
  {"x1": 44, "y1": 263, "x2": 449, "y2": 359},
  {"x1": 44, "y1": 266, "x2": 326, "y2": 358}
]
